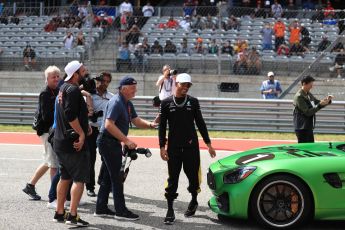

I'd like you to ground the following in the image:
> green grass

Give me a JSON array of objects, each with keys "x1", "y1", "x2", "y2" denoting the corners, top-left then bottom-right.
[{"x1": 0, "y1": 124, "x2": 343, "y2": 141}]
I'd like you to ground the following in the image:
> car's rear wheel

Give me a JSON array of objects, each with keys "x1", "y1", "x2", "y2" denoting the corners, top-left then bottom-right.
[{"x1": 250, "y1": 175, "x2": 312, "y2": 229}]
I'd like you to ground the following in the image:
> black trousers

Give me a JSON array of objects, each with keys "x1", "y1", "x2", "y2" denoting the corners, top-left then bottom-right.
[
  {"x1": 86, "y1": 126, "x2": 99, "y2": 191},
  {"x1": 275, "y1": 37, "x2": 285, "y2": 51},
  {"x1": 295, "y1": 129, "x2": 315, "y2": 143},
  {"x1": 165, "y1": 147, "x2": 201, "y2": 201}
]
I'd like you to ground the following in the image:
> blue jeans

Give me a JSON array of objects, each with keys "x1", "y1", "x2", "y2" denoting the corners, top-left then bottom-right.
[
  {"x1": 48, "y1": 170, "x2": 60, "y2": 203},
  {"x1": 96, "y1": 133, "x2": 126, "y2": 213}
]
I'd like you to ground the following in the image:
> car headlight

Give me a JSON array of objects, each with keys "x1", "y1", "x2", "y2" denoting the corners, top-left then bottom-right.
[{"x1": 223, "y1": 166, "x2": 257, "y2": 184}]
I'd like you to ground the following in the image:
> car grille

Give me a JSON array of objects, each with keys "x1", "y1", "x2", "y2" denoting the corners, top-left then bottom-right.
[{"x1": 207, "y1": 169, "x2": 216, "y2": 190}]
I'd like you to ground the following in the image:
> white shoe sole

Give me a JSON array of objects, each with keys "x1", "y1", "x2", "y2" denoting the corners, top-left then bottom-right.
[{"x1": 115, "y1": 216, "x2": 140, "y2": 221}]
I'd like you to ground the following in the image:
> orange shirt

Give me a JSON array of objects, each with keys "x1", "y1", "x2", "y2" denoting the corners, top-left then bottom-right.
[
  {"x1": 166, "y1": 20, "x2": 179, "y2": 28},
  {"x1": 274, "y1": 22, "x2": 285, "y2": 38},
  {"x1": 289, "y1": 27, "x2": 300, "y2": 44}
]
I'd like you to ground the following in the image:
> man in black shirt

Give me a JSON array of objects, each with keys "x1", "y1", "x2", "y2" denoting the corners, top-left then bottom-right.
[
  {"x1": 53, "y1": 60, "x2": 91, "y2": 226},
  {"x1": 159, "y1": 73, "x2": 216, "y2": 225}
]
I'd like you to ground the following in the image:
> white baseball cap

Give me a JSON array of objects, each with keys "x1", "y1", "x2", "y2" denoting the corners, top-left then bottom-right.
[
  {"x1": 176, "y1": 73, "x2": 192, "y2": 84},
  {"x1": 64, "y1": 60, "x2": 82, "y2": 81},
  {"x1": 267, "y1": 71, "x2": 275, "y2": 77}
]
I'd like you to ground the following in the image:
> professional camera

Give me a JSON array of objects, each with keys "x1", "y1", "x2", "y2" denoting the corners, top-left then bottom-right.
[
  {"x1": 89, "y1": 110, "x2": 103, "y2": 123},
  {"x1": 168, "y1": 69, "x2": 177, "y2": 76},
  {"x1": 80, "y1": 74, "x2": 96, "y2": 94},
  {"x1": 124, "y1": 146, "x2": 152, "y2": 160}
]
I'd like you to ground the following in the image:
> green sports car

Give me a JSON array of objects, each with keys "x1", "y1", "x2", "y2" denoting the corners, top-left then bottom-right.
[{"x1": 207, "y1": 142, "x2": 345, "y2": 229}]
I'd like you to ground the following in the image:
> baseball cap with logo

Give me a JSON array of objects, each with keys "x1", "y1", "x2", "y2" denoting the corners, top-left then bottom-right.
[
  {"x1": 267, "y1": 71, "x2": 275, "y2": 77},
  {"x1": 176, "y1": 73, "x2": 192, "y2": 84},
  {"x1": 118, "y1": 76, "x2": 137, "y2": 88},
  {"x1": 64, "y1": 60, "x2": 83, "y2": 82}
]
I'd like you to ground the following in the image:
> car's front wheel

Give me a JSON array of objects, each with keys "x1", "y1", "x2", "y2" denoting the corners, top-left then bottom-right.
[{"x1": 250, "y1": 175, "x2": 312, "y2": 229}]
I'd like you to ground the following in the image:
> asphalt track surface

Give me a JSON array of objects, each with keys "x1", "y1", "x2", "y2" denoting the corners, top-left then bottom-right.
[{"x1": 0, "y1": 133, "x2": 344, "y2": 230}]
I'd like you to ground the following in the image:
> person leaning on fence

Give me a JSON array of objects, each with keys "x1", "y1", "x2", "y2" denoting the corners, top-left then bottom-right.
[
  {"x1": 94, "y1": 76, "x2": 157, "y2": 219},
  {"x1": 52, "y1": 60, "x2": 91, "y2": 226},
  {"x1": 22, "y1": 66, "x2": 61, "y2": 201},
  {"x1": 260, "y1": 71, "x2": 282, "y2": 99},
  {"x1": 293, "y1": 75, "x2": 333, "y2": 143},
  {"x1": 159, "y1": 73, "x2": 216, "y2": 225}
]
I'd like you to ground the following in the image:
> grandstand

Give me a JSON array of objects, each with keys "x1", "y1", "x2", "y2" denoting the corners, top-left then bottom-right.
[{"x1": 0, "y1": 3, "x2": 344, "y2": 100}]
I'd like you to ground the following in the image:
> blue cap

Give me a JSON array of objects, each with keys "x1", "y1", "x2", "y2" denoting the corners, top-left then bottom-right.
[{"x1": 118, "y1": 76, "x2": 137, "y2": 88}]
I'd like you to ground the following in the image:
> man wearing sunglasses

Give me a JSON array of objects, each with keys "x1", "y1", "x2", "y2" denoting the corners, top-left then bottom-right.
[{"x1": 159, "y1": 73, "x2": 216, "y2": 225}]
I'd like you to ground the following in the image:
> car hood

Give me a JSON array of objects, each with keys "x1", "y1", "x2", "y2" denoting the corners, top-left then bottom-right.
[{"x1": 218, "y1": 142, "x2": 345, "y2": 167}]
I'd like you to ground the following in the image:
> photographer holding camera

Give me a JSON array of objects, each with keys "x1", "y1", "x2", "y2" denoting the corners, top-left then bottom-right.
[
  {"x1": 153, "y1": 65, "x2": 177, "y2": 122},
  {"x1": 52, "y1": 60, "x2": 91, "y2": 226},
  {"x1": 95, "y1": 76, "x2": 157, "y2": 220},
  {"x1": 85, "y1": 72, "x2": 113, "y2": 197}
]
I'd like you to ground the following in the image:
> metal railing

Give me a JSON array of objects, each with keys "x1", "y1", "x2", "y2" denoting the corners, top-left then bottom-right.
[{"x1": 1, "y1": 93, "x2": 344, "y2": 134}]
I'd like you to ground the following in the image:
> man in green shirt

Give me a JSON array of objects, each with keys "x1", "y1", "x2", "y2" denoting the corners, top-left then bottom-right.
[{"x1": 293, "y1": 75, "x2": 333, "y2": 143}]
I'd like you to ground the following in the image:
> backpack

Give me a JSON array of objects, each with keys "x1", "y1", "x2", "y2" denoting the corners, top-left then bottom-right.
[{"x1": 32, "y1": 103, "x2": 45, "y2": 136}]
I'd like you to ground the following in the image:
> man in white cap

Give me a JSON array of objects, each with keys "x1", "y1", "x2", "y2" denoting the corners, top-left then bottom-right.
[
  {"x1": 52, "y1": 60, "x2": 91, "y2": 226},
  {"x1": 260, "y1": 71, "x2": 282, "y2": 99},
  {"x1": 159, "y1": 73, "x2": 216, "y2": 225}
]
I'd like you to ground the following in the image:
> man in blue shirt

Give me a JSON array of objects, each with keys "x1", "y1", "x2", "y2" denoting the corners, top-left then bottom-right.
[
  {"x1": 260, "y1": 71, "x2": 282, "y2": 99},
  {"x1": 95, "y1": 76, "x2": 157, "y2": 220}
]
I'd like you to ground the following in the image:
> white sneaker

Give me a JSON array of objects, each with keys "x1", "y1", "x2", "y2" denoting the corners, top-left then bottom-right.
[
  {"x1": 79, "y1": 199, "x2": 87, "y2": 206},
  {"x1": 64, "y1": 200, "x2": 70, "y2": 207},
  {"x1": 64, "y1": 200, "x2": 86, "y2": 206},
  {"x1": 337, "y1": 75, "x2": 342, "y2": 78},
  {"x1": 47, "y1": 200, "x2": 57, "y2": 209}
]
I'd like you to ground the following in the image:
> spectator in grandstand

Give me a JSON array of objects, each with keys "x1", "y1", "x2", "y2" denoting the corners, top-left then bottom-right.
[
  {"x1": 261, "y1": 22, "x2": 274, "y2": 50},
  {"x1": 142, "y1": 37, "x2": 151, "y2": 55},
  {"x1": 10, "y1": 15, "x2": 20, "y2": 25},
  {"x1": 0, "y1": 16, "x2": 8, "y2": 24},
  {"x1": 166, "y1": 16, "x2": 179, "y2": 29},
  {"x1": 234, "y1": 39, "x2": 248, "y2": 54},
  {"x1": 142, "y1": 1, "x2": 155, "y2": 17},
  {"x1": 179, "y1": 15, "x2": 192, "y2": 31},
  {"x1": 64, "y1": 31, "x2": 74, "y2": 49},
  {"x1": 125, "y1": 24, "x2": 143, "y2": 47},
  {"x1": 179, "y1": 38, "x2": 192, "y2": 55},
  {"x1": 183, "y1": 0, "x2": 197, "y2": 16},
  {"x1": 338, "y1": 20, "x2": 345, "y2": 35},
  {"x1": 221, "y1": 40, "x2": 234, "y2": 56},
  {"x1": 317, "y1": 35, "x2": 331, "y2": 52},
  {"x1": 273, "y1": 18, "x2": 285, "y2": 51},
  {"x1": 151, "y1": 40, "x2": 163, "y2": 55},
  {"x1": 23, "y1": 45, "x2": 36, "y2": 70},
  {"x1": 233, "y1": 47, "x2": 249, "y2": 74},
  {"x1": 293, "y1": 75, "x2": 332, "y2": 143},
  {"x1": 204, "y1": 14, "x2": 217, "y2": 30},
  {"x1": 271, "y1": 0, "x2": 283, "y2": 18},
  {"x1": 164, "y1": 39, "x2": 177, "y2": 54},
  {"x1": 247, "y1": 47, "x2": 262, "y2": 74},
  {"x1": 303, "y1": 0, "x2": 315, "y2": 10},
  {"x1": 331, "y1": 42, "x2": 344, "y2": 52},
  {"x1": 300, "y1": 24, "x2": 311, "y2": 48},
  {"x1": 78, "y1": 3, "x2": 88, "y2": 19},
  {"x1": 260, "y1": 71, "x2": 282, "y2": 99},
  {"x1": 117, "y1": 42, "x2": 131, "y2": 71},
  {"x1": 132, "y1": 43, "x2": 148, "y2": 71},
  {"x1": 76, "y1": 31, "x2": 85, "y2": 46},
  {"x1": 44, "y1": 20, "x2": 58, "y2": 32},
  {"x1": 191, "y1": 15, "x2": 205, "y2": 32},
  {"x1": 323, "y1": 0, "x2": 335, "y2": 19},
  {"x1": 96, "y1": 13, "x2": 110, "y2": 29},
  {"x1": 277, "y1": 42, "x2": 290, "y2": 56},
  {"x1": 329, "y1": 49, "x2": 345, "y2": 78},
  {"x1": 222, "y1": 15, "x2": 240, "y2": 31},
  {"x1": 289, "y1": 42, "x2": 309, "y2": 56},
  {"x1": 208, "y1": 39, "x2": 219, "y2": 55},
  {"x1": 194, "y1": 37, "x2": 206, "y2": 54},
  {"x1": 119, "y1": 0, "x2": 133, "y2": 17},
  {"x1": 289, "y1": 20, "x2": 301, "y2": 45}
]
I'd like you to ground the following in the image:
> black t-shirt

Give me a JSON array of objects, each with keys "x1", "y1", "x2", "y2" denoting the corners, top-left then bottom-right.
[
  {"x1": 53, "y1": 83, "x2": 89, "y2": 153},
  {"x1": 39, "y1": 86, "x2": 59, "y2": 134},
  {"x1": 335, "y1": 54, "x2": 345, "y2": 65},
  {"x1": 159, "y1": 95, "x2": 211, "y2": 149}
]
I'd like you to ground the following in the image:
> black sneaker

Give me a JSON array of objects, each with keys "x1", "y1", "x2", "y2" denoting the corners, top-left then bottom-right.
[
  {"x1": 87, "y1": 190, "x2": 96, "y2": 197},
  {"x1": 164, "y1": 209, "x2": 175, "y2": 225},
  {"x1": 115, "y1": 210, "x2": 140, "y2": 221},
  {"x1": 65, "y1": 213, "x2": 89, "y2": 226},
  {"x1": 94, "y1": 208, "x2": 116, "y2": 217},
  {"x1": 22, "y1": 183, "x2": 41, "y2": 200},
  {"x1": 53, "y1": 211, "x2": 67, "y2": 223},
  {"x1": 184, "y1": 201, "x2": 198, "y2": 217}
]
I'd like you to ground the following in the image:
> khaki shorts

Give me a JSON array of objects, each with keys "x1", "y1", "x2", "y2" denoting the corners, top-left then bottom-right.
[{"x1": 40, "y1": 133, "x2": 59, "y2": 168}]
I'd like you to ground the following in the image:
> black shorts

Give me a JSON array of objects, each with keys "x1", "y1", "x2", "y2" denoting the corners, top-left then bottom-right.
[{"x1": 56, "y1": 150, "x2": 90, "y2": 183}]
